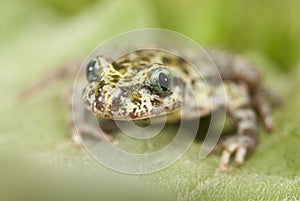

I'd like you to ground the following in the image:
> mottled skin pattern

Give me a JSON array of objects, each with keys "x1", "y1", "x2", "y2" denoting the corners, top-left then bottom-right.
[
  {"x1": 80, "y1": 49, "x2": 274, "y2": 172},
  {"x1": 83, "y1": 50, "x2": 207, "y2": 120},
  {"x1": 20, "y1": 48, "x2": 275, "y2": 172}
]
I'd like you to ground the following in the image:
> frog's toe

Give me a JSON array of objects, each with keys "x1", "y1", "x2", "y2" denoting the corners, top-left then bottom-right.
[
  {"x1": 71, "y1": 132, "x2": 83, "y2": 147},
  {"x1": 218, "y1": 135, "x2": 256, "y2": 172}
]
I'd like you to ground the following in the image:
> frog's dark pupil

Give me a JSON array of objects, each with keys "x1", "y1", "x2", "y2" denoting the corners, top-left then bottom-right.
[
  {"x1": 86, "y1": 60, "x2": 100, "y2": 82},
  {"x1": 158, "y1": 72, "x2": 169, "y2": 91}
]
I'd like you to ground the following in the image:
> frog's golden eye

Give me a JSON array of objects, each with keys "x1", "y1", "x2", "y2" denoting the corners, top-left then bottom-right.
[
  {"x1": 86, "y1": 60, "x2": 101, "y2": 83},
  {"x1": 147, "y1": 68, "x2": 173, "y2": 96}
]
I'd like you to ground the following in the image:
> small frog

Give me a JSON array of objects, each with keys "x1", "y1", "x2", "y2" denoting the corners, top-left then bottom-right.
[{"x1": 21, "y1": 48, "x2": 278, "y2": 172}]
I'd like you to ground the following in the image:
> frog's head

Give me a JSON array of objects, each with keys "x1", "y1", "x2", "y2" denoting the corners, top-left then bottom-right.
[{"x1": 82, "y1": 56, "x2": 185, "y2": 120}]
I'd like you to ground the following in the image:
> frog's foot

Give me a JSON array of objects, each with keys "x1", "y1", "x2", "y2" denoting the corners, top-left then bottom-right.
[
  {"x1": 218, "y1": 135, "x2": 256, "y2": 172},
  {"x1": 70, "y1": 82, "x2": 117, "y2": 147}
]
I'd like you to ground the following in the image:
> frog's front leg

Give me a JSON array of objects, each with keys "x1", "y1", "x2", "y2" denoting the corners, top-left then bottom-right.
[
  {"x1": 69, "y1": 85, "x2": 114, "y2": 146},
  {"x1": 218, "y1": 82, "x2": 258, "y2": 172}
]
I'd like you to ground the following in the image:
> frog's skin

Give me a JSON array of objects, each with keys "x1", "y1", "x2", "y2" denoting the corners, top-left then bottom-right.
[
  {"x1": 77, "y1": 49, "x2": 275, "y2": 172},
  {"x1": 20, "y1": 49, "x2": 275, "y2": 172}
]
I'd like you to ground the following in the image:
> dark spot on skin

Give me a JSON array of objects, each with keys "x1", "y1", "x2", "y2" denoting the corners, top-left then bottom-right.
[
  {"x1": 111, "y1": 74, "x2": 120, "y2": 79},
  {"x1": 140, "y1": 57, "x2": 150, "y2": 62},
  {"x1": 145, "y1": 85, "x2": 155, "y2": 94},
  {"x1": 112, "y1": 62, "x2": 123, "y2": 70},
  {"x1": 95, "y1": 100, "x2": 106, "y2": 113},
  {"x1": 162, "y1": 57, "x2": 170, "y2": 64},
  {"x1": 109, "y1": 74, "x2": 121, "y2": 84},
  {"x1": 182, "y1": 68, "x2": 189, "y2": 75},
  {"x1": 110, "y1": 79, "x2": 118, "y2": 84},
  {"x1": 95, "y1": 80, "x2": 105, "y2": 95},
  {"x1": 151, "y1": 98, "x2": 162, "y2": 107},
  {"x1": 119, "y1": 59, "x2": 130, "y2": 64},
  {"x1": 142, "y1": 105, "x2": 148, "y2": 113},
  {"x1": 173, "y1": 57, "x2": 189, "y2": 75},
  {"x1": 98, "y1": 80, "x2": 105, "y2": 88},
  {"x1": 191, "y1": 79, "x2": 196, "y2": 85},
  {"x1": 131, "y1": 95, "x2": 142, "y2": 106},
  {"x1": 95, "y1": 80, "x2": 108, "y2": 102},
  {"x1": 129, "y1": 108, "x2": 138, "y2": 118},
  {"x1": 177, "y1": 57, "x2": 186, "y2": 65},
  {"x1": 112, "y1": 62, "x2": 128, "y2": 74}
]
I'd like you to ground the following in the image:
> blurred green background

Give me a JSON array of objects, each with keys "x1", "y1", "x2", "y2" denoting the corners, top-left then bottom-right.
[{"x1": 1, "y1": 0, "x2": 299, "y2": 200}]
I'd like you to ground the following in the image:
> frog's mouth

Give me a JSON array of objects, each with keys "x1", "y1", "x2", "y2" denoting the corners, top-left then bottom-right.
[
  {"x1": 110, "y1": 104, "x2": 181, "y2": 121},
  {"x1": 128, "y1": 100, "x2": 182, "y2": 120}
]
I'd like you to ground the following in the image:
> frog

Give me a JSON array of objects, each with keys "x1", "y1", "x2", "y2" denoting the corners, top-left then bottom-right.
[{"x1": 20, "y1": 48, "x2": 277, "y2": 172}]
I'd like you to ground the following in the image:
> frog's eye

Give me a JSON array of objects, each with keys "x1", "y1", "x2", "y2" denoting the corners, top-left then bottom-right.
[
  {"x1": 86, "y1": 60, "x2": 101, "y2": 83},
  {"x1": 147, "y1": 68, "x2": 173, "y2": 96},
  {"x1": 158, "y1": 72, "x2": 170, "y2": 92}
]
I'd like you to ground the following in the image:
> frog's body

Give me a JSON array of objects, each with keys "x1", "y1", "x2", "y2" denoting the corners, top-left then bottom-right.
[
  {"x1": 83, "y1": 50, "x2": 251, "y2": 120},
  {"x1": 79, "y1": 49, "x2": 274, "y2": 171},
  {"x1": 21, "y1": 48, "x2": 275, "y2": 172}
]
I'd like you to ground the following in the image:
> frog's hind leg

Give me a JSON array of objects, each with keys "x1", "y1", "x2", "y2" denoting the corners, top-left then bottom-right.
[
  {"x1": 218, "y1": 82, "x2": 259, "y2": 172},
  {"x1": 209, "y1": 49, "x2": 261, "y2": 90},
  {"x1": 210, "y1": 49, "x2": 280, "y2": 132},
  {"x1": 253, "y1": 88, "x2": 282, "y2": 132},
  {"x1": 18, "y1": 60, "x2": 81, "y2": 102}
]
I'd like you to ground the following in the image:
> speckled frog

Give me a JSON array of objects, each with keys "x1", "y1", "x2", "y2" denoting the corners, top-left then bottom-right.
[
  {"x1": 22, "y1": 48, "x2": 277, "y2": 172},
  {"x1": 77, "y1": 49, "x2": 277, "y2": 172}
]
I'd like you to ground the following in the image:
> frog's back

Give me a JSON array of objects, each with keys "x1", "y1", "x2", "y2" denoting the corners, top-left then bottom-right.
[
  {"x1": 112, "y1": 49, "x2": 220, "y2": 85},
  {"x1": 111, "y1": 49, "x2": 221, "y2": 119}
]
